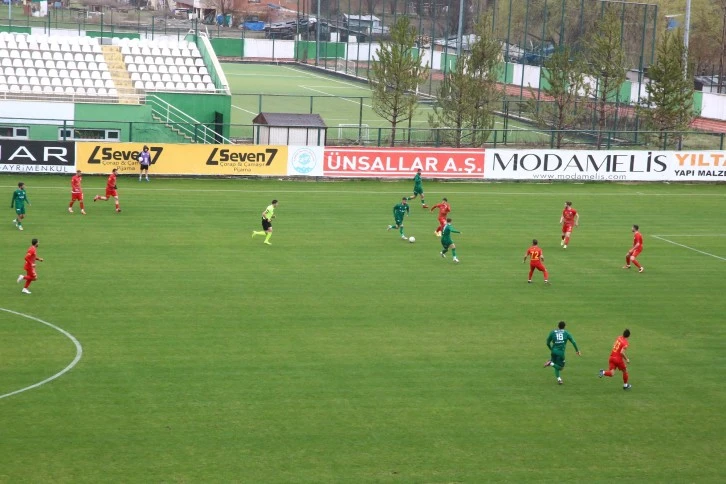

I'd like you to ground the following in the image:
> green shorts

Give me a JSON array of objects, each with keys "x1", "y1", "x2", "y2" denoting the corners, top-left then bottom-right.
[
  {"x1": 15, "y1": 206, "x2": 25, "y2": 215},
  {"x1": 551, "y1": 351, "x2": 566, "y2": 368},
  {"x1": 441, "y1": 240, "x2": 452, "y2": 249},
  {"x1": 394, "y1": 218, "x2": 404, "y2": 226},
  {"x1": 413, "y1": 186, "x2": 423, "y2": 196}
]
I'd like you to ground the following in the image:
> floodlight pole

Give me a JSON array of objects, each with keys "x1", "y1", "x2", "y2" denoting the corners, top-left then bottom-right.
[
  {"x1": 315, "y1": 0, "x2": 321, "y2": 66},
  {"x1": 683, "y1": 0, "x2": 691, "y2": 69},
  {"x1": 456, "y1": 0, "x2": 465, "y2": 57}
]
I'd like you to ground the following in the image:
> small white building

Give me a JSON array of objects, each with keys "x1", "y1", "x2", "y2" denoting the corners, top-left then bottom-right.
[{"x1": 252, "y1": 113, "x2": 327, "y2": 146}]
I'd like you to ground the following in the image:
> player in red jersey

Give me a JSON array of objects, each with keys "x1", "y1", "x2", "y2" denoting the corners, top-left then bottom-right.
[
  {"x1": 599, "y1": 329, "x2": 632, "y2": 390},
  {"x1": 523, "y1": 239, "x2": 549, "y2": 284},
  {"x1": 94, "y1": 168, "x2": 121, "y2": 212},
  {"x1": 559, "y1": 201, "x2": 579, "y2": 249},
  {"x1": 623, "y1": 224, "x2": 644, "y2": 272},
  {"x1": 17, "y1": 238, "x2": 43, "y2": 294},
  {"x1": 430, "y1": 197, "x2": 451, "y2": 236},
  {"x1": 68, "y1": 170, "x2": 86, "y2": 215}
]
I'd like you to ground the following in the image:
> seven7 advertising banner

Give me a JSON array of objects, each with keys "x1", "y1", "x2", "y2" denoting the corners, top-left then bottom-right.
[
  {"x1": 323, "y1": 147, "x2": 485, "y2": 178},
  {"x1": 75, "y1": 143, "x2": 289, "y2": 176},
  {"x1": 0, "y1": 140, "x2": 76, "y2": 173}
]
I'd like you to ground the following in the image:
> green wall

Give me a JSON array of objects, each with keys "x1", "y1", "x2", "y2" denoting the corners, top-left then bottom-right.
[
  {"x1": 295, "y1": 41, "x2": 346, "y2": 61},
  {"x1": 86, "y1": 31, "x2": 140, "y2": 40},
  {"x1": 74, "y1": 103, "x2": 182, "y2": 143},
  {"x1": 210, "y1": 38, "x2": 244, "y2": 58},
  {"x1": 0, "y1": 25, "x2": 31, "y2": 34},
  {"x1": 152, "y1": 92, "x2": 232, "y2": 139}
]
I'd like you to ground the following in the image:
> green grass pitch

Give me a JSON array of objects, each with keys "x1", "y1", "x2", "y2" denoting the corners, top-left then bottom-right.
[
  {"x1": 0, "y1": 175, "x2": 725, "y2": 482},
  {"x1": 224, "y1": 63, "x2": 552, "y2": 145}
]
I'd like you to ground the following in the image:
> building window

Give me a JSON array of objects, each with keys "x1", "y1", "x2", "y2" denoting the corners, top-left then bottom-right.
[
  {"x1": 0, "y1": 126, "x2": 30, "y2": 139},
  {"x1": 58, "y1": 128, "x2": 121, "y2": 141}
]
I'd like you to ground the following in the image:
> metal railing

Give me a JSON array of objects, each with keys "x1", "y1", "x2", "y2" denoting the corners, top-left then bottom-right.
[{"x1": 146, "y1": 95, "x2": 232, "y2": 144}]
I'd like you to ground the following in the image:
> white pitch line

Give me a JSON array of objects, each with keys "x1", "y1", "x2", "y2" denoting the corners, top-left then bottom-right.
[
  {"x1": 0, "y1": 308, "x2": 83, "y2": 400},
  {"x1": 281, "y1": 65, "x2": 369, "y2": 91},
  {"x1": 231, "y1": 104, "x2": 257, "y2": 115},
  {"x1": 299, "y1": 85, "x2": 374, "y2": 109},
  {"x1": 652, "y1": 235, "x2": 726, "y2": 261}
]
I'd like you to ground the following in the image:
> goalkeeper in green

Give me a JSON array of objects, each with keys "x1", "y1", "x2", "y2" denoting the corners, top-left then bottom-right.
[
  {"x1": 544, "y1": 321, "x2": 581, "y2": 385},
  {"x1": 387, "y1": 197, "x2": 410, "y2": 240}
]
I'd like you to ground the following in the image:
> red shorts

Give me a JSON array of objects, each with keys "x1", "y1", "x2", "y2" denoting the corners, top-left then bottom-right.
[
  {"x1": 562, "y1": 224, "x2": 573, "y2": 234},
  {"x1": 438, "y1": 216, "x2": 446, "y2": 225},
  {"x1": 609, "y1": 355, "x2": 627, "y2": 372},
  {"x1": 71, "y1": 192, "x2": 83, "y2": 201},
  {"x1": 530, "y1": 261, "x2": 546, "y2": 272},
  {"x1": 106, "y1": 189, "x2": 118, "y2": 198},
  {"x1": 24, "y1": 267, "x2": 37, "y2": 281},
  {"x1": 630, "y1": 248, "x2": 642, "y2": 258}
]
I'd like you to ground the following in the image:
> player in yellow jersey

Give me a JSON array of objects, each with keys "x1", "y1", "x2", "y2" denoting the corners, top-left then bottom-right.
[{"x1": 252, "y1": 199, "x2": 278, "y2": 245}]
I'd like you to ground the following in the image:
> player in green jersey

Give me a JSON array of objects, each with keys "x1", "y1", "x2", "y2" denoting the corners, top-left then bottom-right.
[
  {"x1": 406, "y1": 169, "x2": 428, "y2": 208},
  {"x1": 544, "y1": 321, "x2": 581, "y2": 385},
  {"x1": 440, "y1": 217, "x2": 460, "y2": 263},
  {"x1": 10, "y1": 182, "x2": 30, "y2": 231},
  {"x1": 387, "y1": 197, "x2": 410, "y2": 239},
  {"x1": 252, "y1": 199, "x2": 278, "y2": 245}
]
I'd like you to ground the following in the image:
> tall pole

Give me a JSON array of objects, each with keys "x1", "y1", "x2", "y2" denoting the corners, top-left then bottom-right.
[
  {"x1": 316, "y1": 0, "x2": 321, "y2": 66},
  {"x1": 455, "y1": 0, "x2": 465, "y2": 56},
  {"x1": 684, "y1": 0, "x2": 692, "y2": 77}
]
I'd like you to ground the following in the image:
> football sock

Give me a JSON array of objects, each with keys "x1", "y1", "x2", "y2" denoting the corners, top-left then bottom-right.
[
  {"x1": 115, "y1": 202, "x2": 120, "y2": 210},
  {"x1": 625, "y1": 255, "x2": 630, "y2": 265},
  {"x1": 561, "y1": 235, "x2": 565, "y2": 240},
  {"x1": 442, "y1": 248, "x2": 448, "y2": 254},
  {"x1": 564, "y1": 236, "x2": 570, "y2": 245},
  {"x1": 80, "y1": 202, "x2": 84, "y2": 209},
  {"x1": 69, "y1": 202, "x2": 73, "y2": 208},
  {"x1": 543, "y1": 270, "x2": 549, "y2": 280},
  {"x1": 632, "y1": 259, "x2": 641, "y2": 269},
  {"x1": 421, "y1": 199, "x2": 425, "y2": 205},
  {"x1": 252, "y1": 231, "x2": 265, "y2": 237},
  {"x1": 452, "y1": 248, "x2": 457, "y2": 257},
  {"x1": 528, "y1": 269, "x2": 534, "y2": 279},
  {"x1": 265, "y1": 232, "x2": 272, "y2": 243},
  {"x1": 399, "y1": 226, "x2": 404, "y2": 236},
  {"x1": 24, "y1": 280, "x2": 31, "y2": 289},
  {"x1": 623, "y1": 372, "x2": 629, "y2": 384},
  {"x1": 603, "y1": 370, "x2": 614, "y2": 377},
  {"x1": 554, "y1": 368, "x2": 560, "y2": 378}
]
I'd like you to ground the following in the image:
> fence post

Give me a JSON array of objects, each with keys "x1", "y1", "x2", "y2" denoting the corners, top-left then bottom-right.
[
  {"x1": 309, "y1": 96, "x2": 313, "y2": 114},
  {"x1": 129, "y1": 122, "x2": 133, "y2": 142},
  {"x1": 721, "y1": 133, "x2": 724, "y2": 150},
  {"x1": 377, "y1": 128, "x2": 382, "y2": 147}
]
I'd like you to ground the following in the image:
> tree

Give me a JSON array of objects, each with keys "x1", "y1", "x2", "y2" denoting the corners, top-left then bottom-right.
[
  {"x1": 210, "y1": 0, "x2": 235, "y2": 17},
  {"x1": 429, "y1": 13, "x2": 502, "y2": 147},
  {"x1": 584, "y1": 6, "x2": 627, "y2": 149},
  {"x1": 369, "y1": 16, "x2": 429, "y2": 146},
  {"x1": 637, "y1": 28, "x2": 696, "y2": 149},
  {"x1": 525, "y1": 46, "x2": 591, "y2": 149}
]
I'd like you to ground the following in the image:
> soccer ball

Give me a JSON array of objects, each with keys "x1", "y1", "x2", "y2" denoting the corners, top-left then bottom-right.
[{"x1": 408, "y1": 236, "x2": 416, "y2": 243}]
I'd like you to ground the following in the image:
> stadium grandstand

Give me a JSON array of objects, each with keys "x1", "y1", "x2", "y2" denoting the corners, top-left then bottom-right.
[{"x1": 0, "y1": 31, "x2": 232, "y2": 144}]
